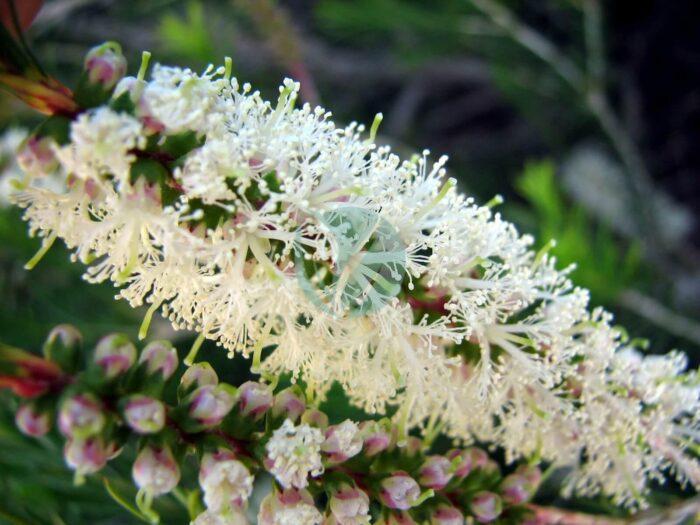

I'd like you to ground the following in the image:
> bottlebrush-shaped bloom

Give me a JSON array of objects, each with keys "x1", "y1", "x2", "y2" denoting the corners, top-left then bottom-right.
[{"x1": 10, "y1": 49, "x2": 700, "y2": 508}]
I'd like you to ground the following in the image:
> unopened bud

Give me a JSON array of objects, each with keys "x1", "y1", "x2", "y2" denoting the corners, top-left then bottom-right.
[
  {"x1": 359, "y1": 420, "x2": 391, "y2": 456},
  {"x1": 271, "y1": 387, "x2": 306, "y2": 422},
  {"x1": 470, "y1": 491, "x2": 502, "y2": 523},
  {"x1": 419, "y1": 455, "x2": 453, "y2": 490},
  {"x1": 329, "y1": 483, "x2": 370, "y2": 525},
  {"x1": 258, "y1": 488, "x2": 321, "y2": 525},
  {"x1": 467, "y1": 447, "x2": 489, "y2": 470},
  {"x1": 17, "y1": 136, "x2": 58, "y2": 176},
  {"x1": 430, "y1": 504, "x2": 464, "y2": 525},
  {"x1": 179, "y1": 362, "x2": 218, "y2": 399},
  {"x1": 379, "y1": 472, "x2": 421, "y2": 510},
  {"x1": 188, "y1": 384, "x2": 236, "y2": 428},
  {"x1": 15, "y1": 403, "x2": 51, "y2": 437},
  {"x1": 133, "y1": 444, "x2": 180, "y2": 496},
  {"x1": 84, "y1": 42, "x2": 127, "y2": 90},
  {"x1": 301, "y1": 408, "x2": 328, "y2": 429},
  {"x1": 446, "y1": 449, "x2": 473, "y2": 479},
  {"x1": 58, "y1": 393, "x2": 105, "y2": 438},
  {"x1": 516, "y1": 464, "x2": 542, "y2": 489},
  {"x1": 123, "y1": 395, "x2": 166, "y2": 434},
  {"x1": 238, "y1": 381, "x2": 273, "y2": 419},
  {"x1": 43, "y1": 324, "x2": 82, "y2": 371},
  {"x1": 501, "y1": 473, "x2": 535, "y2": 505},
  {"x1": 139, "y1": 340, "x2": 179, "y2": 380},
  {"x1": 94, "y1": 334, "x2": 136, "y2": 379},
  {"x1": 322, "y1": 420, "x2": 363, "y2": 464},
  {"x1": 64, "y1": 437, "x2": 108, "y2": 475}
]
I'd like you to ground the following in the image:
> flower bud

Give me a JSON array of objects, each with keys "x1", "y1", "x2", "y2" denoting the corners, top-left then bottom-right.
[
  {"x1": 446, "y1": 449, "x2": 472, "y2": 479},
  {"x1": 238, "y1": 381, "x2": 273, "y2": 419},
  {"x1": 258, "y1": 488, "x2": 322, "y2": 525},
  {"x1": 133, "y1": 444, "x2": 180, "y2": 496},
  {"x1": 516, "y1": 464, "x2": 542, "y2": 489},
  {"x1": 322, "y1": 420, "x2": 363, "y2": 464},
  {"x1": 430, "y1": 504, "x2": 464, "y2": 525},
  {"x1": 403, "y1": 436, "x2": 422, "y2": 457},
  {"x1": 17, "y1": 136, "x2": 58, "y2": 176},
  {"x1": 188, "y1": 384, "x2": 236, "y2": 428},
  {"x1": 84, "y1": 42, "x2": 127, "y2": 90},
  {"x1": 419, "y1": 455, "x2": 453, "y2": 490},
  {"x1": 199, "y1": 451, "x2": 254, "y2": 512},
  {"x1": 15, "y1": 403, "x2": 51, "y2": 437},
  {"x1": 379, "y1": 472, "x2": 421, "y2": 510},
  {"x1": 470, "y1": 491, "x2": 502, "y2": 523},
  {"x1": 123, "y1": 395, "x2": 166, "y2": 434},
  {"x1": 329, "y1": 484, "x2": 370, "y2": 525},
  {"x1": 500, "y1": 473, "x2": 535, "y2": 505},
  {"x1": 179, "y1": 362, "x2": 218, "y2": 399},
  {"x1": 94, "y1": 334, "x2": 136, "y2": 379},
  {"x1": 58, "y1": 393, "x2": 105, "y2": 438},
  {"x1": 301, "y1": 408, "x2": 329, "y2": 429},
  {"x1": 271, "y1": 387, "x2": 306, "y2": 422},
  {"x1": 359, "y1": 420, "x2": 391, "y2": 456},
  {"x1": 64, "y1": 437, "x2": 108, "y2": 475},
  {"x1": 382, "y1": 512, "x2": 417, "y2": 525},
  {"x1": 467, "y1": 447, "x2": 489, "y2": 470},
  {"x1": 43, "y1": 324, "x2": 82, "y2": 371},
  {"x1": 139, "y1": 340, "x2": 179, "y2": 380}
]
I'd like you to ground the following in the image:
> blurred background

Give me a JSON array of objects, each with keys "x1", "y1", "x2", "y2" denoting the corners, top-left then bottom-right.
[{"x1": 1, "y1": 0, "x2": 699, "y2": 523}]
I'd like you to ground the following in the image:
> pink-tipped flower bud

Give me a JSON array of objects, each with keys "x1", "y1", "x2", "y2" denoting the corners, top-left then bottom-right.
[
  {"x1": 301, "y1": 408, "x2": 329, "y2": 429},
  {"x1": 64, "y1": 437, "x2": 108, "y2": 475},
  {"x1": 470, "y1": 491, "x2": 502, "y2": 523},
  {"x1": 43, "y1": 324, "x2": 82, "y2": 371},
  {"x1": 430, "y1": 504, "x2": 464, "y2": 525},
  {"x1": 94, "y1": 334, "x2": 136, "y2": 379},
  {"x1": 188, "y1": 384, "x2": 236, "y2": 428},
  {"x1": 516, "y1": 464, "x2": 542, "y2": 489},
  {"x1": 17, "y1": 135, "x2": 58, "y2": 176},
  {"x1": 133, "y1": 444, "x2": 180, "y2": 496},
  {"x1": 329, "y1": 484, "x2": 370, "y2": 525},
  {"x1": 199, "y1": 451, "x2": 254, "y2": 512},
  {"x1": 419, "y1": 455, "x2": 453, "y2": 490},
  {"x1": 359, "y1": 420, "x2": 391, "y2": 456},
  {"x1": 500, "y1": 473, "x2": 535, "y2": 505},
  {"x1": 238, "y1": 381, "x2": 273, "y2": 419},
  {"x1": 123, "y1": 395, "x2": 166, "y2": 434},
  {"x1": 139, "y1": 340, "x2": 179, "y2": 380},
  {"x1": 84, "y1": 42, "x2": 127, "y2": 90},
  {"x1": 58, "y1": 393, "x2": 105, "y2": 438},
  {"x1": 467, "y1": 447, "x2": 489, "y2": 470},
  {"x1": 379, "y1": 472, "x2": 421, "y2": 510},
  {"x1": 258, "y1": 488, "x2": 322, "y2": 525},
  {"x1": 403, "y1": 436, "x2": 422, "y2": 457},
  {"x1": 322, "y1": 420, "x2": 363, "y2": 464},
  {"x1": 382, "y1": 512, "x2": 417, "y2": 525},
  {"x1": 446, "y1": 449, "x2": 473, "y2": 479},
  {"x1": 179, "y1": 362, "x2": 218, "y2": 398},
  {"x1": 272, "y1": 387, "x2": 306, "y2": 422},
  {"x1": 15, "y1": 403, "x2": 51, "y2": 437}
]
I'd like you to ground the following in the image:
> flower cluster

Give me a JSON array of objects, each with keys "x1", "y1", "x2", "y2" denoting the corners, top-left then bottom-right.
[
  {"x1": 1, "y1": 326, "x2": 538, "y2": 524},
  {"x1": 8, "y1": 42, "x2": 700, "y2": 507}
]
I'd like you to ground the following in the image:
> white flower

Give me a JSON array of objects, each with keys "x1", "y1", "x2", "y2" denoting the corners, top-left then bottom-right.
[
  {"x1": 55, "y1": 107, "x2": 145, "y2": 186},
  {"x1": 191, "y1": 508, "x2": 248, "y2": 525},
  {"x1": 199, "y1": 455, "x2": 254, "y2": 512},
  {"x1": 265, "y1": 419, "x2": 324, "y2": 488},
  {"x1": 0, "y1": 128, "x2": 28, "y2": 204}
]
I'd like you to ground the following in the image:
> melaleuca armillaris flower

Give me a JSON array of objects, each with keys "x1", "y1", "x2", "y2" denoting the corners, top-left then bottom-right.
[
  {"x1": 265, "y1": 418, "x2": 324, "y2": 489},
  {"x1": 8, "y1": 46, "x2": 700, "y2": 508}
]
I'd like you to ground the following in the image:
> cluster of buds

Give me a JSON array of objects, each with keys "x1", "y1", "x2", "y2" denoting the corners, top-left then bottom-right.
[{"x1": 1, "y1": 325, "x2": 542, "y2": 523}]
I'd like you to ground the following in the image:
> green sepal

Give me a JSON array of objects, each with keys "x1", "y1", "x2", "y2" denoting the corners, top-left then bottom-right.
[{"x1": 73, "y1": 71, "x2": 114, "y2": 109}]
